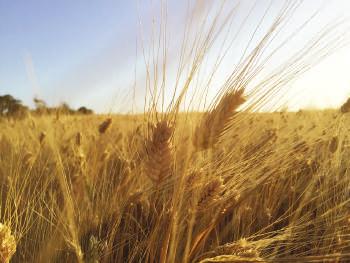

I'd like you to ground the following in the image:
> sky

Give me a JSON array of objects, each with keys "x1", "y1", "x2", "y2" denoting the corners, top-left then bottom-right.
[{"x1": 0, "y1": 0, "x2": 350, "y2": 113}]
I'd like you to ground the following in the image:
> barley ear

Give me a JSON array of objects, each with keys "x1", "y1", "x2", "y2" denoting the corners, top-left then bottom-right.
[
  {"x1": 193, "y1": 88, "x2": 246, "y2": 150},
  {"x1": 144, "y1": 120, "x2": 173, "y2": 184},
  {"x1": 98, "y1": 118, "x2": 112, "y2": 134},
  {"x1": 0, "y1": 223, "x2": 16, "y2": 263}
]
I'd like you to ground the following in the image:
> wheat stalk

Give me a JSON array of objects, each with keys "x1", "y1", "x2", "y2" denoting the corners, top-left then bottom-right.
[
  {"x1": 143, "y1": 120, "x2": 173, "y2": 184},
  {"x1": 197, "y1": 177, "x2": 224, "y2": 210},
  {"x1": 193, "y1": 89, "x2": 246, "y2": 150},
  {"x1": 98, "y1": 118, "x2": 112, "y2": 134}
]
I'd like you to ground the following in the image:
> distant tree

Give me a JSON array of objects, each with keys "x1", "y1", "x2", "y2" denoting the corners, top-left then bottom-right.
[
  {"x1": 0, "y1": 94, "x2": 28, "y2": 118},
  {"x1": 33, "y1": 97, "x2": 48, "y2": 115},
  {"x1": 58, "y1": 102, "x2": 75, "y2": 114},
  {"x1": 77, "y1": 106, "x2": 94, "y2": 115},
  {"x1": 32, "y1": 97, "x2": 94, "y2": 116},
  {"x1": 33, "y1": 97, "x2": 47, "y2": 109}
]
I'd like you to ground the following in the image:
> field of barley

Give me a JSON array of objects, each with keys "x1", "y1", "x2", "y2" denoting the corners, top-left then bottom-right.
[
  {"x1": 1, "y1": 106, "x2": 350, "y2": 262},
  {"x1": 1, "y1": 1, "x2": 350, "y2": 262}
]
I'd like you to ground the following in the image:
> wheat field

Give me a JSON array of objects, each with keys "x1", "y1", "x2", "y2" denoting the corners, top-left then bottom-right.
[
  {"x1": 1, "y1": 109, "x2": 350, "y2": 262},
  {"x1": 1, "y1": 1, "x2": 350, "y2": 262}
]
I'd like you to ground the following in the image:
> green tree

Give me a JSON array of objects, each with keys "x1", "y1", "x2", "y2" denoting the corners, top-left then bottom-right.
[
  {"x1": 0, "y1": 94, "x2": 28, "y2": 118},
  {"x1": 33, "y1": 97, "x2": 47, "y2": 109},
  {"x1": 58, "y1": 102, "x2": 75, "y2": 114},
  {"x1": 77, "y1": 106, "x2": 94, "y2": 115}
]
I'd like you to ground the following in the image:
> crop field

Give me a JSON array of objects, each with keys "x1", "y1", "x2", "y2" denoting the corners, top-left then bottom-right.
[
  {"x1": 1, "y1": 108, "x2": 350, "y2": 262},
  {"x1": 1, "y1": 1, "x2": 350, "y2": 262}
]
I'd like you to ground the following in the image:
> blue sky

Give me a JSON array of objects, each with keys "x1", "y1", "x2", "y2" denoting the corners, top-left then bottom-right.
[
  {"x1": 0, "y1": 0, "x2": 138, "y2": 111},
  {"x1": 0, "y1": 0, "x2": 350, "y2": 112}
]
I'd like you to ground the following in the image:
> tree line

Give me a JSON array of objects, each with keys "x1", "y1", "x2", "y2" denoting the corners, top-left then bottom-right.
[{"x1": 0, "y1": 94, "x2": 94, "y2": 118}]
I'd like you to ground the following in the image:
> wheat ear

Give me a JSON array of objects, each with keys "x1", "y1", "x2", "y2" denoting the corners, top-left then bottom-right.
[
  {"x1": 0, "y1": 223, "x2": 16, "y2": 263},
  {"x1": 193, "y1": 88, "x2": 246, "y2": 150},
  {"x1": 144, "y1": 120, "x2": 173, "y2": 184}
]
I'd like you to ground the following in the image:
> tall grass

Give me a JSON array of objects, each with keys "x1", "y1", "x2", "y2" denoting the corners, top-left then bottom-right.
[{"x1": 1, "y1": 0, "x2": 350, "y2": 262}]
